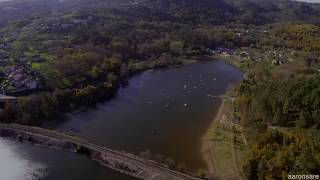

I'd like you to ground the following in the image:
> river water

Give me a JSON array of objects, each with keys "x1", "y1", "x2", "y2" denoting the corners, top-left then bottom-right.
[{"x1": 0, "y1": 60, "x2": 242, "y2": 179}]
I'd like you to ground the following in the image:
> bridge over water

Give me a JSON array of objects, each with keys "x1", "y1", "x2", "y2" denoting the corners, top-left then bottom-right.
[{"x1": 0, "y1": 123, "x2": 203, "y2": 180}]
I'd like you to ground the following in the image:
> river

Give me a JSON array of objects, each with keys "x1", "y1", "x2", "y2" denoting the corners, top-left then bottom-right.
[{"x1": 0, "y1": 60, "x2": 242, "y2": 179}]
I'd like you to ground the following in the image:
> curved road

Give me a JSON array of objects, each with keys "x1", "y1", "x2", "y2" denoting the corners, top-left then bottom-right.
[{"x1": 0, "y1": 123, "x2": 203, "y2": 180}]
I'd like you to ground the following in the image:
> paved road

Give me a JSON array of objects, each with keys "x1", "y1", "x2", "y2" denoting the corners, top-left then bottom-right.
[{"x1": 0, "y1": 123, "x2": 203, "y2": 180}]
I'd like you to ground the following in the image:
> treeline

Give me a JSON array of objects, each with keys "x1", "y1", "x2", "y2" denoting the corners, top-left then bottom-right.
[
  {"x1": 0, "y1": 81, "x2": 117, "y2": 125},
  {"x1": 139, "y1": 150, "x2": 188, "y2": 172},
  {"x1": 1, "y1": 0, "x2": 320, "y2": 129},
  {"x1": 2, "y1": 1, "x2": 319, "y2": 91},
  {"x1": 273, "y1": 24, "x2": 320, "y2": 51},
  {"x1": 235, "y1": 64, "x2": 320, "y2": 179},
  {"x1": 2, "y1": 9, "x2": 256, "y2": 89},
  {"x1": 243, "y1": 130, "x2": 320, "y2": 179},
  {"x1": 139, "y1": 150, "x2": 208, "y2": 178},
  {"x1": 238, "y1": 74, "x2": 320, "y2": 128}
]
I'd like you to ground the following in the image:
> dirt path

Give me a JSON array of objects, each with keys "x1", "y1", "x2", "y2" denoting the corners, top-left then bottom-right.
[
  {"x1": 201, "y1": 99, "x2": 247, "y2": 180},
  {"x1": 201, "y1": 101, "x2": 225, "y2": 177}
]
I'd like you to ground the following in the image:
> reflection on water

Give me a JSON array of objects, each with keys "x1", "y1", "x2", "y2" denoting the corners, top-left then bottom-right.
[
  {"x1": 0, "y1": 138, "x2": 135, "y2": 180},
  {"x1": 0, "y1": 138, "x2": 46, "y2": 180}
]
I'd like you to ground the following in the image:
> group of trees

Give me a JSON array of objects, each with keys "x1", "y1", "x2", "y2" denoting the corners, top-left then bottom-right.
[
  {"x1": 0, "y1": 0, "x2": 319, "y2": 178},
  {"x1": 273, "y1": 24, "x2": 320, "y2": 51},
  {"x1": 0, "y1": 81, "x2": 117, "y2": 125},
  {"x1": 1, "y1": 0, "x2": 319, "y2": 92},
  {"x1": 138, "y1": 149, "x2": 208, "y2": 178},
  {"x1": 1, "y1": 7, "x2": 261, "y2": 90},
  {"x1": 139, "y1": 150, "x2": 187, "y2": 172},
  {"x1": 235, "y1": 61, "x2": 320, "y2": 178},
  {"x1": 243, "y1": 130, "x2": 320, "y2": 179},
  {"x1": 238, "y1": 73, "x2": 320, "y2": 128}
]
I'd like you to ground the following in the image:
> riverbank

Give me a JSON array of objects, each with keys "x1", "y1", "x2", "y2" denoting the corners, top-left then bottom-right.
[
  {"x1": 0, "y1": 123, "x2": 203, "y2": 180},
  {"x1": 201, "y1": 92, "x2": 247, "y2": 179},
  {"x1": 0, "y1": 56, "x2": 202, "y2": 126},
  {"x1": 1, "y1": 59, "x2": 244, "y2": 179}
]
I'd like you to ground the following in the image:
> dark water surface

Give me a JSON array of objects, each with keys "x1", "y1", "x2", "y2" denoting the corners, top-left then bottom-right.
[
  {"x1": 0, "y1": 60, "x2": 242, "y2": 179},
  {"x1": 56, "y1": 61, "x2": 243, "y2": 170}
]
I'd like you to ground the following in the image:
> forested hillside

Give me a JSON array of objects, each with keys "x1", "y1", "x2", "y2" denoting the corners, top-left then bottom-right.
[
  {"x1": 0, "y1": 0, "x2": 319, "y2": 178},
  {"x1": 1, "y1": 0, "x2": 320, "y2": 25},
  {"x1": 235, "y1": 51, "x2": 320, "y2": 178}
]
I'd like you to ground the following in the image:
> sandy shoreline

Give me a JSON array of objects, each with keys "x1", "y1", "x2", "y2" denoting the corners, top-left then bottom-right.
[{"x1": 200, "y1": 100, "x2": 225, "y2": 178}]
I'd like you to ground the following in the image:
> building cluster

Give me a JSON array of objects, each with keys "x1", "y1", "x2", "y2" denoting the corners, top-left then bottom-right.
[
  {"x1": 0, "y1": 42, "x2": 43, "y2": 95},
  {"x1": 38, "y1": 15, "x2": 102, "y2": 32},
  {"x1": 209, "y1": 47, "x2": 254, "y2": 60},
  {"x1": 209, "y1": 46, "x2": 294, "y2": 65},
  {"x1": 0, "y1": 66, "x2": 41, "y2": 95}
]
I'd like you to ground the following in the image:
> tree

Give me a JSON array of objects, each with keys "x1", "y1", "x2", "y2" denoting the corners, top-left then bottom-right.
[
  {"x1": 297, "y1": 110, "x2": 313, "y2": 128},
  {"x1": 169, "y1": 41, "x2": 184, "y2": 52},
  {"x1": 139, "y1": 150, "x2": 152, "y2": 159},
  {"x1": 177, "y1": 163, "x2": 187, "y2": 172},
  {"x1": 2, "y1": 102, "x2": 19, "y2": 123},
  {"x1": 196, "y1": 169, "x2": 208, "y2": 179},
  {"x1": 110, "y1": 39, "x2": 130, "y2": 59},
  {"x1": 155, "y1": 153, "x2": 164, "y2": 163},
  {"x1": 294, "y1": 146, "x2": 319, "y2": 174},
  {"x1": 165, "y1": 158, "x2": 176, "y2": 169}
]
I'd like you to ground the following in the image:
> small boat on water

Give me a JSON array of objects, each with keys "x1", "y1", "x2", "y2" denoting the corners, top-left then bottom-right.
[
  {"x1": 207, "y1": 94, "x2": 220, "y2": 99},
  {"x1": 147, "y1": 101, "x2": 153, "y2": 104},
  {"x1": 165, "y1": 105, "x2": 169, "y2": 108},
  {"x1": 160, "y1": 89, "x2": 168, "y2": 92}
]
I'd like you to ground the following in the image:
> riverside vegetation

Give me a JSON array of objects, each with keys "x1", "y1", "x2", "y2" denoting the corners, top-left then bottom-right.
[
  {"x1": 230, "y1": 25, "x2": 320, "y2": 179},
  {"x1": 211, "y1": 23, "x2": 320, "y2": 179},
  {"x1": 0, "y1": 0, "x2": 320, "y2": 179},
  {"x1": 0, "y1": 0, "x2": 319, "y2": 124},
  {"x1": 235, "y1": 63, "x2": 320, "y2": 179}
]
